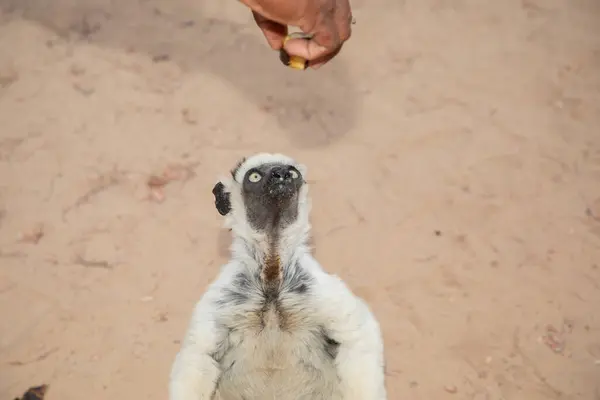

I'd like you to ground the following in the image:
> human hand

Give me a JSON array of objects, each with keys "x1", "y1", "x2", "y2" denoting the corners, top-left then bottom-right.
[{"x1": 239, "y1": 0, "x2": 354, "y2": 69}]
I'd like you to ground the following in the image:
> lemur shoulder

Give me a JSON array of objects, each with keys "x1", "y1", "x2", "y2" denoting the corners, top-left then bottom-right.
[{"x1": 169, "y1": 153, "x2": 387, "y2": 400}]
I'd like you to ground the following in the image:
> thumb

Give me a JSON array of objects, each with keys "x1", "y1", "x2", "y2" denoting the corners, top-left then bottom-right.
[{"x1": 283, "y1": 23, "x2": 340, "y2": 61}]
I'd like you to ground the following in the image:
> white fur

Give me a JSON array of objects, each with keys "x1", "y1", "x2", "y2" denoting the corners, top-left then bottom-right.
[{"x1": 169, "y1": 153, "x2": 387, "y2": 400}]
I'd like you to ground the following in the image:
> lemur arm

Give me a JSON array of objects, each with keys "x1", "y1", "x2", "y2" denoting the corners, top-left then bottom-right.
[
  {"x1": 169, "y1": 268, "x2": 233, "y2": 400},
  {"x1": 308, "y1": 259, "x2": 387, "y2": 400}
]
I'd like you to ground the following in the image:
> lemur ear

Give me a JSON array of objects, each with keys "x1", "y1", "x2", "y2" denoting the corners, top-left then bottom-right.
[{"x1": 212, "y1": 182, "x2": 231, "y2": 216}]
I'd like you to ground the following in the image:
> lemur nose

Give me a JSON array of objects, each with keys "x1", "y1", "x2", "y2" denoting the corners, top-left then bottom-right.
[{"x1": 271, "y1": 166, "x2": 290, "y2": 181}]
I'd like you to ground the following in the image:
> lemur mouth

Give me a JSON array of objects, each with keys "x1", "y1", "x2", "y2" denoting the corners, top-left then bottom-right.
[
  {"x1": 266, "y1": 178, "x2": 296, "y2": 198},
  {"x1": 267, "y1": 180, "x2": 295, "y2": 198}
]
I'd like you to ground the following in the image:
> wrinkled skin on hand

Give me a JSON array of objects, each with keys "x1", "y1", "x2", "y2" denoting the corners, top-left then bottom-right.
[{"x1": 239, "y1": 0, "x2": 353, "y2": 69}]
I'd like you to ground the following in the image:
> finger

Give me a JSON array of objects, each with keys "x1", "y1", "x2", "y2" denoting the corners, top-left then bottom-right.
[
  {"x1": 308, "y1": 44, "x2": 343, "y2": 69},
  {"x1": 252, "y1": 11, "x2": 288, "y2": 50},
  {"x1": 310, "y1": 17, "x2": 341, "y2": 53},
  {"x1": 306, "y1": 2, "x2": 353, "y2": 69}
]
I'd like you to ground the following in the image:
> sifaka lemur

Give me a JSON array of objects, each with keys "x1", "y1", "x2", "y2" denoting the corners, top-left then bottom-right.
[{"x1": 169, "y1": 153, "x2": 387, "y2": 400}]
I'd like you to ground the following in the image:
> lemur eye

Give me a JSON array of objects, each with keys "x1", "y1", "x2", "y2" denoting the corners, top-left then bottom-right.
[
  {"x1": 248, "y1": 172, "x2": 262, "y2": 183},
  {"x1": 289, "y1": 169, "x2": 299, "y2": 179}
]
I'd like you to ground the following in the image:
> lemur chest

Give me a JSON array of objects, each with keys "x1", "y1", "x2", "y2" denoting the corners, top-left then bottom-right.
[
  {"x1": 213, "y1": 269, "x2": 342, "y2": 400},
  {"x1": 216, "y1": 272, "x2": 327, "y2": 348},
  {"x1": 216, "y1": 266, "x2": 316, "y2": 331}
]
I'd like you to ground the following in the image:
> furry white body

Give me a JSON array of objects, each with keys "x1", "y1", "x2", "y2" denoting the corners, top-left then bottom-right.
[{"x1": 169, "y1": 153, "x2": 387, "y2": 400}]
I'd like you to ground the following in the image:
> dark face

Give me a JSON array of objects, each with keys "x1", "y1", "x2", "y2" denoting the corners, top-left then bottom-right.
[{"x1": 241, "y1": 162, "x2": 304, "y2": 232}]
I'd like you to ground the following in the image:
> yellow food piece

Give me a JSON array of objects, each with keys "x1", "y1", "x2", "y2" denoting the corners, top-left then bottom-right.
[{"x1": 287, "y1": 55, "x2": 308, "y2": 70}]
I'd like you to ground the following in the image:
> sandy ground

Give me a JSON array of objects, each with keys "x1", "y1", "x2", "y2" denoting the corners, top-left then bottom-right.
[{"x1": 1, "y1": 0, "x2": 600, "y2": 398}]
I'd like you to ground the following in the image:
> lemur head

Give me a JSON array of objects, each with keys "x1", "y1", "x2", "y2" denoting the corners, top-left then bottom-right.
[{"x1": 212, "y1": 153, "x2": 311, "y2": 244}]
